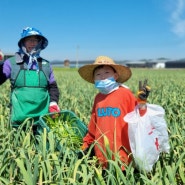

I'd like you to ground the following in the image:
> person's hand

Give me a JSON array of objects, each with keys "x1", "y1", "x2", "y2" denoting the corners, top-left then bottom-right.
[
  {"x1": 81, "y1": 143, "x2": 89, "y2": 151},
  {"x1": 78, "y1": 144, "x2": 95, "y2": 159},
  {"x1": 137, "y1": 79, "x2": 151, "y2": 103},
  {"x1": 49, "y1": 102, "x2": 60, "y2": 113}
]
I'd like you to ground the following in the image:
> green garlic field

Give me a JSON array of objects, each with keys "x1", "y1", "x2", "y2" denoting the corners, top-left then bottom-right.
[{"x1": 0, "y1": 68, "x2": 184, "y2": 185}]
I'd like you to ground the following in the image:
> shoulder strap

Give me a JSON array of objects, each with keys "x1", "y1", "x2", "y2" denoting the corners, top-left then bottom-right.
[
  {"x1": 20, "y1": 63, "x2": 24, "y2": 69},
  {"x1": 38, "y1": 57, "x2": 42, "y2": 71},
  {"x1": 38, "y1": 57, "x2": 51, "y2": 81}
]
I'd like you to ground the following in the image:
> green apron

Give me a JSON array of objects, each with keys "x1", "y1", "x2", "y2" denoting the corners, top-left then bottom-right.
[{"x1": 9, "y1": 57, "x2": 50, "y2": 126}]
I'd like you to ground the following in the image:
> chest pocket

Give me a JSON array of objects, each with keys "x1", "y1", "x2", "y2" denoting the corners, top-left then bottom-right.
[{"x1": 14, "y1": 70, "x2": 48, "y2": 88}]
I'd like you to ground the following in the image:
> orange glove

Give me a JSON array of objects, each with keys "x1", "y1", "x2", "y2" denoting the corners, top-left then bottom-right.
[{"x1": 81, "y1": 143, "x2": 89, "y2": 151}]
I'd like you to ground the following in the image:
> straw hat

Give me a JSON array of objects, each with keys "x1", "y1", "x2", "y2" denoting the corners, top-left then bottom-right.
[{"x1": 78, "y1": 56, "x2": 132, "y2": 83}]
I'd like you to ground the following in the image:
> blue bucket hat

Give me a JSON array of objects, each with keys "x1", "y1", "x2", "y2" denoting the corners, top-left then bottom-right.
[{"x1": 18, "y1": 27, "x2": 48, "y2": 50}]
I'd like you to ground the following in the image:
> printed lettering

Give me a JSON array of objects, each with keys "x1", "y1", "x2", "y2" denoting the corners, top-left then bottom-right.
[{"x1": 97, "y1": 107, "x2": 120, "y2": 117}]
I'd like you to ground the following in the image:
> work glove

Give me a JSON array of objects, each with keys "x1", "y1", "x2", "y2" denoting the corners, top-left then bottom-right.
[
  {"x1": 78, "y1": 145, "x2": 95, "y2": 159},
  {"x1": 49, "y1": 102, "x2": 60, "y2": 113},
  {"x1": 137, "y1": 79, "x2": 151, "y2": 103}
]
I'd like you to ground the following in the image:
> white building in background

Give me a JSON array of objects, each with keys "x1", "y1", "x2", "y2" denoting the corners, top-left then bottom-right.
[
  {"x1": 152, "y1": 62, "x2": 165, "y2": 69},
  {"x1": 125, "y1": 59, "x2": 167, "y2": 68}
]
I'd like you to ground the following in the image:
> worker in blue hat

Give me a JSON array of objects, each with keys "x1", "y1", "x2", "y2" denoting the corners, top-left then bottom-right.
[{"x1": 0, "y1": 27, "x2": 60, "y2": 128}]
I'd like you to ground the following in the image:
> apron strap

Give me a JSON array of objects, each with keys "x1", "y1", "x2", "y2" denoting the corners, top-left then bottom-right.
[{"x1": 38, "y1": 57, "x2": 42, "y2": 71}]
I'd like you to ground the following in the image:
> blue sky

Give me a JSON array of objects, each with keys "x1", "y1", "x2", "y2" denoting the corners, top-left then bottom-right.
[{"x1": 1, "y1": 0, "x2": 185, "y2": 61}]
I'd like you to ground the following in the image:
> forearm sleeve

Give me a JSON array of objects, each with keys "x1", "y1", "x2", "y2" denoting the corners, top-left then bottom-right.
[
  {"x1": 48, "y1": 81, "x2": 60, "y2": 103},
  {"x1": 0, "y1": 63, "x2": 7, "y2": 85}
]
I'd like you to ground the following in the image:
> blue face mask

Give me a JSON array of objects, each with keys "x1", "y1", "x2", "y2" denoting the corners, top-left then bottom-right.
[{"x1": 94, "y1": 77, "x2": 119, "y2": 94}]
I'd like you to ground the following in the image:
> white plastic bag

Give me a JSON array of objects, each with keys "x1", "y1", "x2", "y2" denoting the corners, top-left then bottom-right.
[{"x1": 124, "y1": 104, "x2": 170, "y2": 172}]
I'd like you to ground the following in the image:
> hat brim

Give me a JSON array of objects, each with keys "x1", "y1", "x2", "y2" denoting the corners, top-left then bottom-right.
[
  {"x1": 78, "y1": 64, "x2": 132, "y2": 83},
  {"x1": 18, "y1": 35, "x2": 48, "y2": 50}
]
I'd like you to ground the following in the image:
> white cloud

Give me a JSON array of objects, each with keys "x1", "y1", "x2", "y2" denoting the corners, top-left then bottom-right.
[{"x1": 169, "y1": 0, "x2": 185, "y2": 37}]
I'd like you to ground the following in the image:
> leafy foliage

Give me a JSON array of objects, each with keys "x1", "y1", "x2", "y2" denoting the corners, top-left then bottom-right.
[{"x1": 0, "y1": 68, "x2": 184, "y2": 184}]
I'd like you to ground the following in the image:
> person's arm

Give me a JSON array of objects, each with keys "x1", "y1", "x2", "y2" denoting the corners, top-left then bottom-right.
[
  {"x1": 137, "y1": 79, "x2": 151, "y2": 116},
  {"x1": 0, "y1": 63, "x2": 7, "y2": 85},
  {"x1": 48, "y1": 81, "x2": 60, "y2": 103},
  {"x1": 48, "y1": 67, "x2": 60, "y2": 113},
  {"x1": 82, "y1": 111, "x2": 96, "y2": 150},
  {"x1": 138, "y1": 103, "x2": 147, "y2": 116},
  {"x1": 0, "y1": 60, "x2": 11, "y2": 85},
  {"x1": 82, "y1": 132, "x2": 95, "y2": 150}
]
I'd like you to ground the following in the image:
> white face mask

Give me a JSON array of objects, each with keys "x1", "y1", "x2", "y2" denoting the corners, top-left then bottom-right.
[{"x1": 94, "y1": 76, "x2": 119, "y2": 94}]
